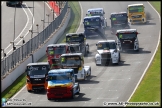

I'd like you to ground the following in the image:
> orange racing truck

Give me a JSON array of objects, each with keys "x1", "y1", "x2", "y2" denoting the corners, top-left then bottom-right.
[
  {"x1": 46, "y1": 69, "x2": 80, "y2": 100},
  {"x1": 46, "y1": 43, "x2": 70, "y2": 69},
  {"x1": 26, "y1": 62, "x2": 50, "y2": 92}
]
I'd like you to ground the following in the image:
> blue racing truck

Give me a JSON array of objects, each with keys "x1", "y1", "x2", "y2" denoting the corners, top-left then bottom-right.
[{"x1": 83, "y1": 16, "x2": 105, "y2": 38}]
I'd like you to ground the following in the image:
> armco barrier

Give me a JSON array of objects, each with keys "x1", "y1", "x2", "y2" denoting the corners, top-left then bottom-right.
[{"x1": 1, "y1": 6, "x2": 71, "y2": 92}]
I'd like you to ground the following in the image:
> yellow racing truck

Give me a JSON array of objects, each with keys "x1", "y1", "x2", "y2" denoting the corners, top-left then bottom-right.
[{"x1": 127, "y1": 4, "x2": 146, "y2": 24}]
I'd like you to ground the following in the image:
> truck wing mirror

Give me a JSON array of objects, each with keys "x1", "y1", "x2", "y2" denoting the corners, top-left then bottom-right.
[
  {"x1": 96, "y1": 44, "x2": 97, "y2": 46},
  {"x1": 110, "y1": 18, "x2": 111, "y2": 20}
]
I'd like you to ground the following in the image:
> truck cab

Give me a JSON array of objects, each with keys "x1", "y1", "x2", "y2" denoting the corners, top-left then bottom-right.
[
  {"x1": 116, "y1": 29, "x2": 139, "y2": 51},
  {"x1": 46, "y1": 69, "x2": 80, "y2": 100},
  {"x1": 66, "y1": 32, "x2": 89, "y2": 56},
  {"x1": 83, "y1": 16, "x2": 105, "y2": 38},
  {"x1": 127, "y1": 4, "x2": 146, "y2": 24},
  {"x1": 95, "y1": 40, "x2": 120, "y2": 65},
  {"x1": 46, "y1": 43, "x2": 69, "y2": 69},
  {"x1": 25, "y1": 62, "x2": 50, "y2": 92},
  {"x1": 60, "y1": 53, "x2": 91, "y2": 80},
  {"x1": 86, "y1": 8, "x2": 107, "y2": 28}
]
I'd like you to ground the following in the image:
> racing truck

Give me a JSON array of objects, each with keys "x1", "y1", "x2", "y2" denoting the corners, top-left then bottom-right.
[
  {"x1": 25, "y1": 62, "x2": 50, "y2": 92},
  {"x1": 6, "y1": 1, "x2": 23, "y2": 7},
  {"x1": 95, "y1": 40, "x2": 120, "y2": 66},
  {"x1": 83, "y1": 16, "x2": 105, "y2": 38},
  {"x1": 116, "y1": 29, "x2": 139, "y2": 51},
  {"x1": 46, "y1": 69, "x2": 80, "y2": 100},
  {"x1": 110, "y1": 12, "x2": 129, "y2": 34},
  {"x1": 46, "y1": 43, "x2": 70, "y2": 69},
  {"x1": 66, "y1": 32, "x2": 89, "y2": 56},
  {"x1": 86, "y1": 8, "x2": 107, "y2": 28},
  {"x1": 127, "y1": 4, "x2": 146, "y2": 24},
  {"x1": 60, "y1": 53, "x2": 91, "y2": 80}
]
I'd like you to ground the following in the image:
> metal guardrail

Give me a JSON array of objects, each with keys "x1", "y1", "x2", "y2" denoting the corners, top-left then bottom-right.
[{"x1": 1, "y1": 1, "x2": 68, "y2": 77}]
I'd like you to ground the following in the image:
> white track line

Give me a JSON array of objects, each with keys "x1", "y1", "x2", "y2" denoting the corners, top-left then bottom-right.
[
  {"x1": 76, "y1": 2, "x2": 83, "y2": 33},
  {"x1": 5, "y1": 3, "x2": 34, "y2": 56},
  {"x1": 127, "y1": 1, "x2": 161, "y2": 102}
]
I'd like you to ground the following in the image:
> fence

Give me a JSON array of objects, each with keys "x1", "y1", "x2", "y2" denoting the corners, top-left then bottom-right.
[{"x1": 1, "y1": 1, "x2": 68, "y2": 78}]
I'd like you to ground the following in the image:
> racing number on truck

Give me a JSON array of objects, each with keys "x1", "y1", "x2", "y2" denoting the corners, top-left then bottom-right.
[
  {"x1": 49, "y1": 50, "x2": 54, "y2": 55},
  {"x1": 67, "y1": 37, "x2": 70, "y2": 41},
  {"x1": 119, "y1": 34, "x2": 123, "y2": 39},
  {"x1": 61, "y1": 57, "x2": 65, "y2": 62},
  {"x1": 112, "y1": 18, "x2": 116, "y2": 21}
]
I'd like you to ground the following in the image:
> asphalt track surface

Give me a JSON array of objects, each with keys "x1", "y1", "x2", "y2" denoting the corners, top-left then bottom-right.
[
  {"x1": 1, "y1": 1, "x2": 54, "y2": 58},
  {"x1": 8, "y1": 1, "x2": 160, "y2": 107}
]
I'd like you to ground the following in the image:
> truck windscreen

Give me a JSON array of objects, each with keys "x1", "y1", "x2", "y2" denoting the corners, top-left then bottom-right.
[
  {"x1": 97, "y1": 42, "x2": 116, "y2": 50},
  {"x1": 66, "y1": 35, "x2": 84, "y2": 43},
  {"x1": 84, "y1": 18, "x2": 101, "y2": 26},
  {"x1": 48, "y1": 74, "x2": 71, "y2": 81},
  {"x1": 26, "y1": 65, "x2": 49, "y2": 76},
  {"x1": 47, "y1": 46, "x2": 66, "y2": 55},
  {"x1": 111, "y1": 14, "x2": 127, "y2": 21},
  {"x1": 118, "y1": 33, "x2": 137, "y2": 39},
  {"x1": 129, "y1": 6, "x2": 144, "y2": 13},
  {"x1": 70, "y1": 45, "x2": 80, "y2": 53},
  {"x1": 61, "y1": 56, "x2": 81, "y2": 66}
]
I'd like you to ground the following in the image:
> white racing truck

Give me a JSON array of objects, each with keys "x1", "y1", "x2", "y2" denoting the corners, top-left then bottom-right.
[
  {"x1": 95, "y1": 40, "x2": 120, "y2": 65},
  {"x1": 60, "y1": 53, "x2": 91, "y2": 80}
]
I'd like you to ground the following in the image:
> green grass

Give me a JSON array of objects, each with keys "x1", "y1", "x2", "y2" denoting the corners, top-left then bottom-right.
[
  {"x1": 1, "y1": 1, "x2": 81, "y2": 100},
  {"x1": 128, "y1": 2, "x2": 161, "y2": 107}
]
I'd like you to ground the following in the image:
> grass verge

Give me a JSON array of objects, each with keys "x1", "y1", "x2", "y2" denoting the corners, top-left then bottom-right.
[
  {"x1": 128, "y1": 1, "x2": 161, "y2": 107},
  {"x1": 1, "y1": 1, "x2": 81, "y2": 100}
]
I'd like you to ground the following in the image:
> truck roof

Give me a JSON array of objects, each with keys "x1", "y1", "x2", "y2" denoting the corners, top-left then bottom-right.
[
  {"x1": 61, "y1": 53, "x2": 82, "y2": 57},
  {"x1": 66, "y1": 32, "x2": 84, "y2": 36},
  {"x1": 116, "y1": 29, "x2": 137, "y2": 33},
  {"x1": 128, "y1": 4, "x2": 144, "y2": 7},
  {"x1": 47, "y1": 43, "x2": 68, "y2": 47},
  {"x1": 27, "y1": 62, "x2": 49, "y2": 66},
  {"x1": 69, "y1": 43, "x2": 80, "y2": 46},
  {"x1": 111, "y1": 12, "x2": 127, "y2": 15},
  {"x1": 84, "y1": 15, "x2": 101, "y2": 19},
  {"x1": 48, "y1": 69, "x2": 74, "y2": 74},
  {"x1": 87, "y1": 8, "x2": 104, "y2": 12},
  {"x1": 97, "y1": 40, "x2": 116, "y2": 43}
]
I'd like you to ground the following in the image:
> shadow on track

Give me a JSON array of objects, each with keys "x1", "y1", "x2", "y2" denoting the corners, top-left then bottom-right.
[
  {"x1": 121, "y1": 48, "x2": 151, "y2": 54},
  {"x1": 49, "y1": 93, "x2": 91, "y2": 102}
]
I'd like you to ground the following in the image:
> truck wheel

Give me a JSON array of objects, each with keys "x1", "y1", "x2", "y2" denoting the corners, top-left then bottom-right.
[
  {"x1": 47, "y1": 98, "x2": 51, "y2": 100},
  {"x1": 83, "y1": 71, "x2": 86, "y2": 80},
  {"x1": 71, "y1": 89, "x2": 74, "y2": 99},
  {"x1": 28, "y1": 90, "x2": 32, "y2": 92},
  {"x1": 76, "y1": 83, "x2": 80, "y2": 95},
  {"x1": 89, "y1": 68, "x2": 91, "y2": 76}
]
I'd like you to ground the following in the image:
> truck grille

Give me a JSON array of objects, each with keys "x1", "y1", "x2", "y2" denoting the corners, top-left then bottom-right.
[
  {"x1": 101, "y1": 53, "x2": 111, "y2": 59},
  {"x1": 131, "y1": 15, "x2": 142, "y2": 19},
  {"x1": 50, "y1": 87, "x2": 67, "y2": 93},
  {"x1": 30, "y1": 78, "x2": 45, "y2": 84}
]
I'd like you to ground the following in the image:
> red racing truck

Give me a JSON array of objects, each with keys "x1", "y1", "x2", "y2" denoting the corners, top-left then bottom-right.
[{"x1": 46, "y1": 43, "x2": 70, "y2": 69}]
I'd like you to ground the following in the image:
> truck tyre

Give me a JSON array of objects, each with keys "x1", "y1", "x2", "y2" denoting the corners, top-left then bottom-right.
[
  {"x1": 83, "y1": 71, "x2": 86, "y2": 80},
  {"x1": 71, "y1": 89, "x2": 74, "y2": 99},
  {"x1": 47, "y1": 98, "x2": 51, "y2": 100},
  {"x1": 76, "y1": 83, "x2": 80, "y2": 95},
  {"x1": 89, "y1": 68, "x2": 91, "y2": 76},
  {"x1": 28, "y1": 90, "x2": 32, "y2": 92}
]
